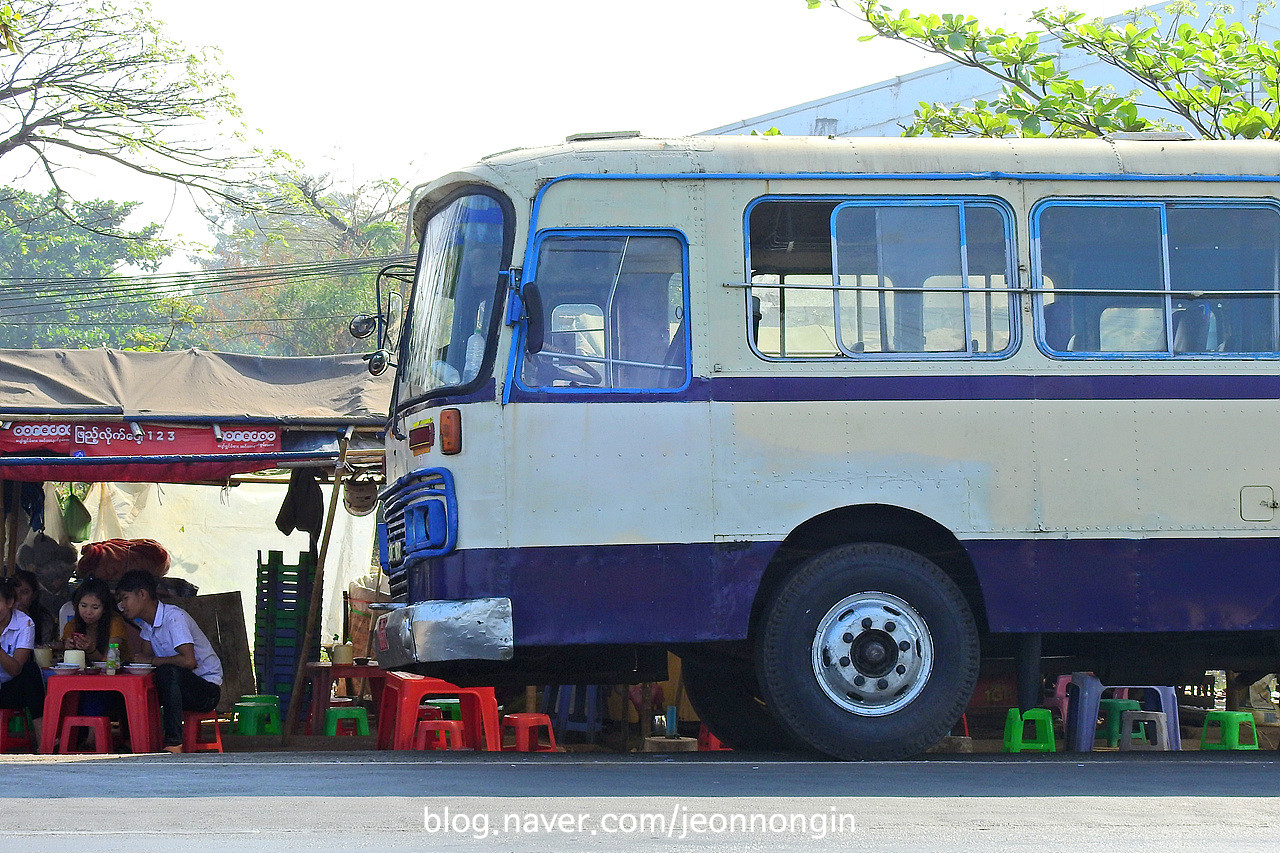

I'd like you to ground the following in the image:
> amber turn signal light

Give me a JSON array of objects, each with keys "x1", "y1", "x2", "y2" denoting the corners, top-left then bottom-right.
[{"x1": 440, "y1": 408, "x2": 462, "y2": 455}]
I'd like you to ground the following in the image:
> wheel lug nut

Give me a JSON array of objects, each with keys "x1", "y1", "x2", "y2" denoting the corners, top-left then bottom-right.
[
  {"x1": 898, "y1": 640, "x2": 910, "y2": 651},
  {"x1": 884, "y1": 621, "x2": 896, "y2": 632},
  {"x1": 876, "y1": 679, "x2": 889, "y2": 690},
  {"x1": 896, "y1": 665, "x2": 906, "y2": 675},
  {"x1": 861, "y1": 618, "x2": 872, "y2": 629},
  {"x1": 839, "y1": 656, "x2": 851, "y2": 667},
  {"x1": 842, "y1": 633, "x2": 853, "y2": 644},
  {"x1": 853, "y1": 676, "x2": 865, "y2": 686}
]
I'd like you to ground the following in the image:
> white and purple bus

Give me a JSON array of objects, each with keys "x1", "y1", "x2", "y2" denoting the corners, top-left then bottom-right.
[{"x1": 370, "y1": 133, "x2": 1280, "y2": 758}]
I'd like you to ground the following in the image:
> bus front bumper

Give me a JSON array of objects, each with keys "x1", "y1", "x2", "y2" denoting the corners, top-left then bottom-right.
[{"x1": 372, "y1": 598, "x2": 514, "y2": 667}]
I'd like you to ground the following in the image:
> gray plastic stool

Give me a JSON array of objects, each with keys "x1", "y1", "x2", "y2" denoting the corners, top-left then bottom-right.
[
  {"x1": 1065, "y1": 673, "x2": 1181, "y2": 751},
  {"x1": 1118, "y1": 710, "x2": 1170, "y2": 751}
]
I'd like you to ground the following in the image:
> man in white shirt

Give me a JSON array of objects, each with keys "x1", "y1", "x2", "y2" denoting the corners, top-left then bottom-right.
[{"x1": 116, "y1": 569, "x2": 222, "y2": 753}]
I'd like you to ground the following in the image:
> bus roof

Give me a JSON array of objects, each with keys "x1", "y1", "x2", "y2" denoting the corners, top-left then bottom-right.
[{"x1": 412, "y1": 134, "x2": 1280, "y2": 230}]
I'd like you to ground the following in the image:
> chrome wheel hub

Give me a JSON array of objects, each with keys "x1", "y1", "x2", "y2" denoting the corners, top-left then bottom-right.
[{"x1": 811, "y1": 591, "x2": 934, "y2": 716}]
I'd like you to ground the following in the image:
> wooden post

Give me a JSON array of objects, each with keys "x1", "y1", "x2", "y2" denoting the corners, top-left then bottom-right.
[{"x1": 283, "y1": 429, "x2": 351, "y2": 739}]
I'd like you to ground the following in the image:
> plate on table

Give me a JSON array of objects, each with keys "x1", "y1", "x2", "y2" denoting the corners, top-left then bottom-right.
[
  {"x1": 51, "y1": 663, "x2": 81, "y2": 673},
  {"x1": 124, "y1": 664, "x2": 154, "y2": 672},
  {"x1": 92, "y1": 661, "x2": 111, "y2": 669}
]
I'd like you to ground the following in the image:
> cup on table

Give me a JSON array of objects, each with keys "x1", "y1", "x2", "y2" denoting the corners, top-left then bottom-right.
[
  {"x1": 62, "y1": 649, "x2": 86, "y2": 670},
  {"x1": 33, "y1": 647, "x2": 53, "y2": 668}
]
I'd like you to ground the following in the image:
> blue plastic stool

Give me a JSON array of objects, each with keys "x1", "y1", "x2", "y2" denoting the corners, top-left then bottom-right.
[
  {"x1": 1065, "y1": 673, "x2": 1181, "y2": 752},
  {"x1": 542, "y1": 685, "x2": 605, "y2": 744}
]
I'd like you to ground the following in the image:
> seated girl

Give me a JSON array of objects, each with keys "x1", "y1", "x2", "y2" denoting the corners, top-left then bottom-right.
[{"x1": 61, "y1": 578, "x2": 131, "y2": 665}]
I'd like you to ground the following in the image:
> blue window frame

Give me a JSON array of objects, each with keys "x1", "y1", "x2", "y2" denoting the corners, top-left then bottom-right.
[
  {"x1": 1033, "y1": 199, "x2": 1280, "y2": 358},
  {"x1": 514, "y1": 229, "x2": 691, "y2": 394},
  {"x1": 745, "y1": 196, "x2": 1018, "y2": 361}
]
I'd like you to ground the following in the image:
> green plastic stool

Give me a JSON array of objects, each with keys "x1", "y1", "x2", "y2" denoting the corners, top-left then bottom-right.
[
  {"x1": 6, "y1": 709, "x2": 31, "y2": 734},
  {"x1": 233, "y1": 701, "x2": 283, "y2": 735},
  {"x1": 424, "y1": 699, "x2": 462, "y2": 721},
  {"x1": 239, "y1": 695, "x2": 280, "y2": 706},
  {"x1": 1097, "y1": 698, "x2": 1142, "y2": 747},
  {"x1": 1201, "y1": 710, "x2": 1260, "y2": 750},
  {"x1": 324, "y1": 706, "x2": 370, "y2": 736},
  {"x1": 1003, "y1": 707, "x2": 1056, "y2": 752}
]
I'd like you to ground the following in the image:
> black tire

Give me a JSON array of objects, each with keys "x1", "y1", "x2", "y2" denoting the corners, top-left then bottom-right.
[
  {"x1": 755, "y1": 542, "x2": 979, "y2": 760},
  {"x1": 682, "y1": 656, "x2": 797, "y2": 751}
]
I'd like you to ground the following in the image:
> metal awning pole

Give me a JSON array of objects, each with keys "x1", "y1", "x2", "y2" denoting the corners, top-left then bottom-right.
[{"x1": 283, "y1": 427, "x2": 352, "y2": 739}]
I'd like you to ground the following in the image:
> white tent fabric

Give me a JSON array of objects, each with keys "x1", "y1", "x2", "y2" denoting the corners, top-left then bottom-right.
[{"x1": 85, "y1": 482, "x2": 376, "y2": 643}]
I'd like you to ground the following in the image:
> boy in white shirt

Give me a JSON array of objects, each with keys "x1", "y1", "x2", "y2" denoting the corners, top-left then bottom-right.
[{"x1": 115, "y1": 569, "x2": 222, "y2": 753}]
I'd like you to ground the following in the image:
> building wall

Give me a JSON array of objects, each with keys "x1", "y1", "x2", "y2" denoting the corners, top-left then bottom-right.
[{"x1": 702, "y1": 1, "x2": 1280, "y2": 137}]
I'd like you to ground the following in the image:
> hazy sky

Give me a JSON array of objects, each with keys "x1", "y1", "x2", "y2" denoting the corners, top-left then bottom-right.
[{"x1": 62, "y1": 0, "x2": 1132, "y2": 255}]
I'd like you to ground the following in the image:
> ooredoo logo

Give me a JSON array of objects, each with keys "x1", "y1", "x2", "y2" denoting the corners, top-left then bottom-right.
[
  {"x1": 222, "y1": 429, "x2": 277, "y2": 443},
  {"x1": 9, "y1": 423, "x2": 71, "y2": 438}
]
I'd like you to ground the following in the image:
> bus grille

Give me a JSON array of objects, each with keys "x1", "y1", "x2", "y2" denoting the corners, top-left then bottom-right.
[{"x1": 377, "y1": 467, "x2": 457, "y2": 577}]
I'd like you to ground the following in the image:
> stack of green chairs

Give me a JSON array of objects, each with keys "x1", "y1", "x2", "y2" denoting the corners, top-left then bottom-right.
[{"x1": 254, "y1": 550, "x2": 319, "y2": 719}]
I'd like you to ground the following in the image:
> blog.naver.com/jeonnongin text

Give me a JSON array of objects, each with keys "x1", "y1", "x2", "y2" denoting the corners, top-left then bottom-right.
[{"x1": 423, "y1": 804, "x2": 856, "y2": 841}]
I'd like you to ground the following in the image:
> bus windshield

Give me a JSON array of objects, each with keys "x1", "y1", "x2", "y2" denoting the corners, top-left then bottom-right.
[{"x1": 400, "y1": 192, "x2": 508, "y2": 399}]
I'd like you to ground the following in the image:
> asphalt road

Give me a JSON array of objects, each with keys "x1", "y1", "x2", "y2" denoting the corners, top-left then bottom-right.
[{"x1": 0, "y1": 750, "x2": 1276, "y2": 852}]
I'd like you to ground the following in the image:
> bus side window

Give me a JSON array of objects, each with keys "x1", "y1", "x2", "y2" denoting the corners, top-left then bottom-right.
[
  {"x1": 747, "y1": 198, "x2": 1013, "y2": 359},
  {"x1": 520, "y1": 233, "x2": 689, "y2": 392},
  {"x1": 1038, "y1": 201, "x2": 1280, "y2": 358}
]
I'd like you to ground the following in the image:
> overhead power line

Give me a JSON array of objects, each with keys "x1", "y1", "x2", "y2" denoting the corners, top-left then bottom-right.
[{"x1": 0, "y1": 255, "x2": 415, "y2": 319}]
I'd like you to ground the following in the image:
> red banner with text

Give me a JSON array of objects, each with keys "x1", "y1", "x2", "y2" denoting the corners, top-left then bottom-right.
[{"x1": 0, "y1": 422, "x2": 281, "y2": 456}]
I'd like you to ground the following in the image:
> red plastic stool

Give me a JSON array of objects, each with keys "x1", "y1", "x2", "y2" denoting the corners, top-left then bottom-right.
[
  {"x1": 59, "y1": 715, "x2": 113, "y2": 755},
  {"x1": 377, "y1": 675, "x2": 500, "y2": 751},
  {"x1": 501, "y1": 713, "x2": 557, "y2": 752},
  {"x1": 697, "y1": 724, "x2": 732, "y2": 751},
  {"x1": 182, "y1": 710, "x2": 224, "y2": 753},
  {"x1": 413, "y1": 719, "x2": 466, "y2": 750},
  {"x1": 0, "y1": 709, "x2": 33, "y2": 753}
]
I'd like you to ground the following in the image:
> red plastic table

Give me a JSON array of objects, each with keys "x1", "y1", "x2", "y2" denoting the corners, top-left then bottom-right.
[
  {"x1": 377, "y1": 673, "x2": 500, "y2": 751},
  {"x1": 305, "y1": 662, "x2": 390, "y2": 734},
  {"x1": 40, "y1": 671, "x2": 161, "y2": 753}
]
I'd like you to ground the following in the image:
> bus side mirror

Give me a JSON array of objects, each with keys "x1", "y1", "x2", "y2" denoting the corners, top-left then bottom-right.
[
  {"x1": 364, "y1": 349, "x2": 394, "y2": 376},
  {"x1": 523, "y1": 283, "x2": 545, "y2": 355},
  {"x1": 349, "y1": 314, "x2": 378, "y2": 340}
]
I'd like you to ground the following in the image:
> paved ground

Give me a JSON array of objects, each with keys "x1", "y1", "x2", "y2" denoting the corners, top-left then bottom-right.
[{"x1": 0, "y1": 750, "x2": 1276, "y2": 852}]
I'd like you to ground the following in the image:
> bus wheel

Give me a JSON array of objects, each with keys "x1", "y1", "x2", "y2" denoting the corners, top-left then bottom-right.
[
  {"x1": 755, "y1": 542, "x2": 979, "y2": 760},
  {"x1": 681, "y1": 656, "x2": 797, "y2": 751}
]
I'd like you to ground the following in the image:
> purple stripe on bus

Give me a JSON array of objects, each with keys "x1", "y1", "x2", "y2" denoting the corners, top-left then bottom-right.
[
  {"x1": 500, "y1": 374, "x2": 1280, "y2": 405},
  {"x1": 404, "y1": 536, "x2": 1280, "y2": 644},
  {"x1": 710, "y1": 373, "x2": 1280, "y2": 402}
]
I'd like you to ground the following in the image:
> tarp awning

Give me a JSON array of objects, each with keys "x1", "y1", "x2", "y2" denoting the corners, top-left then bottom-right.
[
  {"x1": 0, "y1": 349, "x2": 391, "y2": 424},
  {"x1": 0, "y1": 349, "x2": 391, "y2": 483}
]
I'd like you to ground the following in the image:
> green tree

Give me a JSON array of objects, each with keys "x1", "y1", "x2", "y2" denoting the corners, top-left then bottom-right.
[
  {"x1": 0, "y1": 0, "x2": 268, "y2": 232},
  {"x1": 195, "y1": 174, "x2": 410, "y2": 356},
  {"x1": 1, "y1": 5, "x2": 21, "y2": 52},
  {"x1": 809, "y1": 0, "x2": 1280, "y2": 138},
  {"x1": 0, "y1": 186, "x2": 191, "y2": 349}
]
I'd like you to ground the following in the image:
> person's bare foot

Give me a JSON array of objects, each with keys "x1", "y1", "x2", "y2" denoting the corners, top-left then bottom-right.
[{"x1": 162, "y1": 745, "x2": 183, "y2": 754}]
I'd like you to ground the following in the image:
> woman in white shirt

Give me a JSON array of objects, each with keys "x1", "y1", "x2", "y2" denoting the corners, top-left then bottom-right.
[{"x1": 0, "y1": 577, "x2": 44, "y2": 748}]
